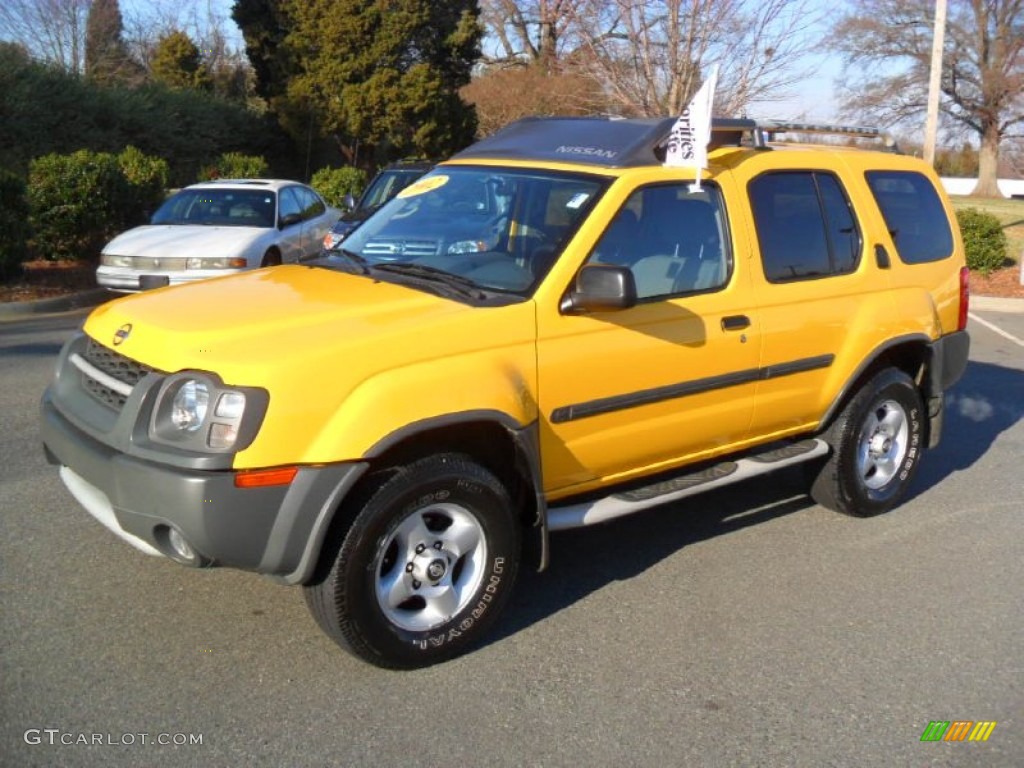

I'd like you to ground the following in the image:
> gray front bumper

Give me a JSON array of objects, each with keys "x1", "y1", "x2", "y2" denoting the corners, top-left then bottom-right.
[{"x1": 41, "y1": 390, "x2": 367, "y2": 584}]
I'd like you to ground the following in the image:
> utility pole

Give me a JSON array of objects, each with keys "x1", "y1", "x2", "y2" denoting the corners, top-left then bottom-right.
[{"x1": 923, "y1": 0, "x2": 947, "y2": 165}]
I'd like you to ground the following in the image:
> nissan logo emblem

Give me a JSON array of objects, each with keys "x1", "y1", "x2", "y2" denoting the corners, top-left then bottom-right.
[{"x1": 113, "y1": 324, "x2": 132, "y2": 346}]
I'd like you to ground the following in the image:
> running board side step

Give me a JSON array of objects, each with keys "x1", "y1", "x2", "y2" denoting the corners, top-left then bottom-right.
[{"x1": 547, "y1": 439, "x2": 829, "y2": 531}]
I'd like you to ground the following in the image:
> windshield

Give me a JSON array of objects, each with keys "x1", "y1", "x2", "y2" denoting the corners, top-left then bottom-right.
[
  {"x1": 340, "y1": 166, "x2": 607, "y2": 295},
  {"x1": 151, "y1": 188, "x2": 276, "y2": 228},
  {"x1": 359, "y1": 169, "x2": 428, "y2": 209}
]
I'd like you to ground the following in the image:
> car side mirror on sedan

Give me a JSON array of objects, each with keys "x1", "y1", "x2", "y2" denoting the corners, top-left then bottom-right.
[
  {"x1": 343, "y1": 193, "x2": 356, "y2": 211},
  {"x1": 562, "y1": 264, "x2": 638, "y2": 314}
]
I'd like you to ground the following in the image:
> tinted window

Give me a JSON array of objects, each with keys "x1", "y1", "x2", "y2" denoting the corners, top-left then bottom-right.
[
  {"x1": 279, "y1": 187, "x2": 302, "y2": 224},
  {"x1": 865, "y1": 171, "x2": 953, "y2": 263},
  {"x1": 749, "y1": 172, "x2": 861, "y2": 282},
  {"x1": 150, "y1": 188, "x2": 276, "y2": 228},
  {"x1": 819, "y1": 175, "x2": 860, "y2": 273},
  {"x1": 297, "y1": 186, "x2": 326, "y2": 220},
  {"x1": 587, "y1": 183, "x2": 730, "y2": 300}
]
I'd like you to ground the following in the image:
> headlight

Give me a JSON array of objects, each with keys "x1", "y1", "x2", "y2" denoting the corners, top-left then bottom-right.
[
  {"x1": 185, "y1": 257, "x2": 248, "y2": 270},
  {"x1": 448, "y1": 239, "x2": 494, "y2": 254},
  {"x1": 171, "y1": 379, "x2": 209, "y2": 432},
  {"x1": 101, "y1": 254, "x2": 134, "y2": 268},
  {"x1": 149, "y1": 373, "x2": 268, "y2": 453}
]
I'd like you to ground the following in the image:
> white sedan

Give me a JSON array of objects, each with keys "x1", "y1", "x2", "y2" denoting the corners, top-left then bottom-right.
[{"x1": 97, "y1": 179, "x2": 340, "y2": 292}]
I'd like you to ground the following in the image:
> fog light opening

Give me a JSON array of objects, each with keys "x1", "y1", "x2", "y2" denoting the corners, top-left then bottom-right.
[{"x1": 155, "y1": 525, "x2": 209, "y2": 567}]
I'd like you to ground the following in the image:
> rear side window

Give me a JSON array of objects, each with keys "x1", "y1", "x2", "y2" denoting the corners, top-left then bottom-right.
[
  {"x1": 749, "y1": 171, "x2": 862, "y2": 282},
  {"x1": 865, "y1": 171, "x2": 953, "y2": 263}
]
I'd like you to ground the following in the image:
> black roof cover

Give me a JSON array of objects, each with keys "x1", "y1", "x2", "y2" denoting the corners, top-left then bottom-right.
[{"x1": 452, "y1": 116, "x2": 756, "y2": 168}]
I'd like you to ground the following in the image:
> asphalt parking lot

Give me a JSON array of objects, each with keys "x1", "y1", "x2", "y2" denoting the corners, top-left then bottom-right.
[{"x1": 0, "y1": 305, "x2": 1021, "y2": 768}]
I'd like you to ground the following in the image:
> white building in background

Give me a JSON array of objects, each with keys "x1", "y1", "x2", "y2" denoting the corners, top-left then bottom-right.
[{"x1": 941, "y1": 178, "x2": 1024, "y2": 198}]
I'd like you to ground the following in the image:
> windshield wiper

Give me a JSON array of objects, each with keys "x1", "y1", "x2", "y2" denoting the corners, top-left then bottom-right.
[
  {"x1": 332, "y1": 248, "x2": 371, "y2": 275},
  {"x1": 371, "y1": 262, "x2": 488, "y2": 300}
]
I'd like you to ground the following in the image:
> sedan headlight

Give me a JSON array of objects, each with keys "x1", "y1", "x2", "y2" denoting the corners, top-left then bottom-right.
[
  {"x1": 101, "y1": 254, "x2": 135, "y2": 268},
  {"x1": 150, "y1": 373, "x2": 268, "y2": 453}
]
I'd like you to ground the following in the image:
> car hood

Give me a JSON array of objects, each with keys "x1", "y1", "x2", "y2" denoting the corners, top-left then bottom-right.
[
  {"x1": 102, "y1": 225, "x2": 268, "y2": 258},
  {"x1": 82, "y1": 265, "x2": 529, "y2": 382}
]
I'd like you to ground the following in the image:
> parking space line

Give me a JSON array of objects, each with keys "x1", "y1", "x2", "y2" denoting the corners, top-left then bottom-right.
[{"x1": 968, "y1": 312, "x2": 1024, "y2": 348}]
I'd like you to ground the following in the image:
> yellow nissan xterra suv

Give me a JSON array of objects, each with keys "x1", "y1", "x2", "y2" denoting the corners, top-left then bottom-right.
[{"x1": 41, "y1": 117, "x2": 970, "y2": 668}]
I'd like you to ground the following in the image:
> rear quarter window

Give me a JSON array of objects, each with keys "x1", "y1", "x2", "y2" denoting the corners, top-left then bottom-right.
[{"x1": 865, "y1": 171, "x2": 953, "y2": 264}]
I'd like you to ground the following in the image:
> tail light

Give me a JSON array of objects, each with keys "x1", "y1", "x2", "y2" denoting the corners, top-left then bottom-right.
[{"x1": 957, "y1": 266, "x2": 969, "y2": 331}]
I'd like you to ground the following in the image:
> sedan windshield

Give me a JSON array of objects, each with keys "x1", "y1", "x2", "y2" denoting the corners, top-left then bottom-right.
[
  {"x1": 339, "y1": 166, "x2": 608, "y2": 295},
  {"x1": 151, "y1": 188, "x2": 277, "y2": 228}
]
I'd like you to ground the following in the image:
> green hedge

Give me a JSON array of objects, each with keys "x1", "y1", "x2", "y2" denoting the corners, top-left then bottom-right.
[
  {"x1": 28, "y1": 147, "x2": 169, "y2": 262},
  {"x1": 957, "y1": 207, "x2": 1007, "y2": 275},
  {"x1": 311, "y1": 165, "x2": 367, "y2": 208},
  {"x1": 0, "y1": 168, "x2": 30, "y2": 279},
  {"x1": 197, "y1": 152, "x2": 269, "y2": 181},
  {"x1": 0, "y1": 45, "x2": 295, "y2": 186}
]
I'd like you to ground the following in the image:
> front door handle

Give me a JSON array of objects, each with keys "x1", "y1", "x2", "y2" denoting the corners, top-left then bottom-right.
[{"x1": 721, "y1": 315, "x2": 751, "y2": 331}]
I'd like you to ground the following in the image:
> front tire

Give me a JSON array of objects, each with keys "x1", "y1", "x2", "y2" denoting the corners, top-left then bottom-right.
[
  {"x1": 810, "y1": 368, "x2": 924, "y2": 517},
  {"x1": 304, "y1": 454, "x2": 520, "y2": 669}
]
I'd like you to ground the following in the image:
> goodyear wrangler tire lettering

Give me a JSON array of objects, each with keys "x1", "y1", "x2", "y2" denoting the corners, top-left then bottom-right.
[
  {"x1": 810, "y1": 368, "x2": 925, "y2": 517},
  {"x1": 303, "y1": 454, "x2": 520, "y2": 669}
]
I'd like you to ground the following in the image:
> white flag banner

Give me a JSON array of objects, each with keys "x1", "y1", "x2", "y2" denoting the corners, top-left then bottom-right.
[{"x1": 664, "y1": 65, "x2": 719, "y2": 189}]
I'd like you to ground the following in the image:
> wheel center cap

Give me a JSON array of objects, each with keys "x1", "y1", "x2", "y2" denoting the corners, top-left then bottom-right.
[
  {"x1": 426, "y1": 559, "x2": 447, "y2": 581},
  {"x1": 870, "y1": 433, "x2": 892, "y2": 456}
]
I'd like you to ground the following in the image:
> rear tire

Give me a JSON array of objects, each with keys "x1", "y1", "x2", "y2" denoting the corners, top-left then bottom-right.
[
  {"x1": 304, "y1": 454, "x2": 520, "y2": 669},
  {"x1": 810, "y1": 368, "x2": 924, "y2": 517}
]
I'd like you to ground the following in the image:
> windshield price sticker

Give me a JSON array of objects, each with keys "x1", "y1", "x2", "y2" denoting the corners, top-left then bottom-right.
[{"x1": 398, "y1": 175, "x2": 449, "y2": 198}]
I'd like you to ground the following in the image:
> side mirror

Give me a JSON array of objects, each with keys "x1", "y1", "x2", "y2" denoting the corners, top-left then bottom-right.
[
  {"x1": 563, "y1": 264, "x2": 638, "y2": 313},
  {"x1": 343, "y1": 193, "x2": 357, "y2": 211},
  {"x1": 279, "y1": 212, "x2": 302, "y2": 229}
]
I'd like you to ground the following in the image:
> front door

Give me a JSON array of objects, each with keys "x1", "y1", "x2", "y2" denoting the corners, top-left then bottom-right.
[{"x1": 536, "y1": 177, "x2": 760, "y2": 497}]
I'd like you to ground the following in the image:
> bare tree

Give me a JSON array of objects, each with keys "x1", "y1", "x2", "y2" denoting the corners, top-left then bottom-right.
[
  {"x1": 0, "y1": 0, "x2": 90, "y2": 73},
  {"x1": 831, "y1": 0, "x2": 1024, "y2": 197},
  {"x1": 480, "y1": 0, "x2": 579, "y2": 68},
  {"x1": 569, "y1": 0, "x2": 820, "y2": 117}
]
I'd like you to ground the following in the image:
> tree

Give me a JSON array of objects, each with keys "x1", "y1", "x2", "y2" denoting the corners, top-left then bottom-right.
[
  {"x1": 462, "y1": 65, "x2": 606, "y2": 136},
  {"x1": 831, "y1": 0, "x2": 1024, "y2": 197},
  {"x1": 570, "y1": 0, "x2": 820, "y2": 118},
  {"x1": 268, "y1": 0, "x2": 481, "y2": 168},
  {"x1": 0, "y1": 0, "x2": 90, "y2": 73},
  {"x1": 480, "y1": 0, "x2": 577, "y2": 69},
  {"x1": 85, "y1": 0, "x2": 135, "y2": 84},
  {"x1": 151, "y1": 30, "x2": 211, "y2": 90},
  {"x1": 231, "y1": 0, "x2": 291, "y2": 102}
]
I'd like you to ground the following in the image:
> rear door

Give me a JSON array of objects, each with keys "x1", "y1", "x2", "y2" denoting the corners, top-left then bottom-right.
[
  {"x1": 276, "y1": 187, "x2": 305, "y2": 263},
  {"x1": 295, "y1": 186, "x2": 331, "y2": 259}
]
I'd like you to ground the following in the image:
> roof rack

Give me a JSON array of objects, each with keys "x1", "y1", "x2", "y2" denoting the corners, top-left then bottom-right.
[
  {"x1": 452, "y1": 116, "x2": 898, "y2": 169},
  {"x1": 747, "y1": 120, "x2": 899, "y2": 151}
]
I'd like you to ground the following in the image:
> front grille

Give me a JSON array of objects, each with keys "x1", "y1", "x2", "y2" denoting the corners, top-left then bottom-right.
[
  {"x1": 363, "y1": 238, "x2": 440, "y2": 259},
  {"x1": 81, "y1": 339, "x2": 156, "y2": 410}
]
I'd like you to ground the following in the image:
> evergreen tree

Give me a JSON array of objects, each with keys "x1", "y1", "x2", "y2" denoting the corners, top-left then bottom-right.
[
  {"x1": 151, "y1": 31, "x2": 212, "y2": 91},
  {"x1": 84, "y1": 0, "x2": 134, "y2": 85},
  {"x1": 234, "y1": 0, "x2": 481, "y2": 167},
  {"x1": 232, "y1": 0, "x2": 291, "y2": 102}
]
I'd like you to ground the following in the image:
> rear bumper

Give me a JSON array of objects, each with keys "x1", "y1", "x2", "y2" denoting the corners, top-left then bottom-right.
[{"x1": 41, "y1": 390, "x2": 367, "y2": 584}]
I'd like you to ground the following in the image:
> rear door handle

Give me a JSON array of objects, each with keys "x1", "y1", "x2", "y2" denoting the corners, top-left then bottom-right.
[{"x1": 721, "y1": 315, "x2": 750, "y2": 331}]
